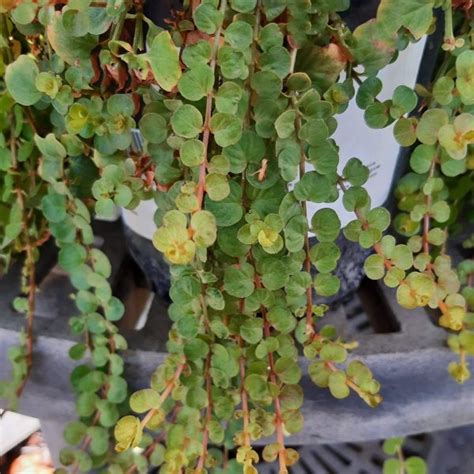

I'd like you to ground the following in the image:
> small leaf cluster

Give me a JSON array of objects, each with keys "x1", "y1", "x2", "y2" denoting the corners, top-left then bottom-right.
[
  {"x1": 0, "y1": 4, "x2": 146, "y2": 472},
  {"x1": 382, "y1": 437, "x2": 427, "y2": 474},
  {"x1": 356, "y1": 8, "x2": 474, "y2": 382}
]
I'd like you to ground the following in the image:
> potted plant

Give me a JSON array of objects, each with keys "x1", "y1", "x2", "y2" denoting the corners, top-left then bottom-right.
[{"x1": 0, "y1": 1, "x2": 473, "y2": 473}]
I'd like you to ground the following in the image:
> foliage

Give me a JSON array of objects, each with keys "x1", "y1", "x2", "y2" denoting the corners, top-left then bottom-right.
[
  {"x1": 382, "y1": 437, "x2": 427, "y2": 474},
  {"x1": 0, "y1": 0, "x2": 472, "y2": 473}
]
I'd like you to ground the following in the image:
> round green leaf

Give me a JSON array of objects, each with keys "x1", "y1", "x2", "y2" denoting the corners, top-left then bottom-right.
[
  {"x1": 193, "y1": 3, "x2": 223, "y2": 34},
  {"x1": 5, "y1": 55, "x2": 42, "y2": 106},
  {"x1": 416, "y1": 108, "x2": 449, "y2": 145},
  {"x1": 224, "y1": 264, "x2": 254, "y2": 298},
  {"x1": 104, "y1": 297, "x2": 125, "y2": 321},
  {"x1": 294, "y1": 171, "x2": 331, "y2": 203},
  {"x1": 328, "y1": 371, "x2": 350, "y2": 399},
  {"x1": 186, "y1": 386, "x2": 208, "y2": 409},
  {"x1": 215, "y1": 81, "x2": 243, "y2": 114},
  {"x1": 244, "y1": 374, "x2": 269, "y2": 401},
  {"x1": 139, "y1": 113, "x2": 168, "y2": 144},
  {"x1": 258, "y1": 23, "x2": 284, "y2": 50},
  {"x1": 392, "y1": 85, "x2": 417, "y2": 114},
  {"x1": 320, "y1": 343, "x2": 347, "y2": 363},
  {"x1": 260, "y1": 46, "x2": 291, "y2": 79},
  {"x1": 405, "y1": 456, "x2": 427, "y2": 474},
  {"x1": 383, "y1": 459, "x2": 403, "y2": 474},
  {"x1": 191, "y1": 210, "x2": 217, "y2": 247},
  {"x1": 308, "y1": 361, "x2": 331, "y2": 387},
  {"x1": 251, "y1": 70, "x2": 282, "y2": 98},
  {"x1": 391, "y1": 244, "x2": 413, "y2": 270},
  {"x1": 364, "y1": 102, "x2": 389, "y2": 128},
  {"x1": 107, "y1": 375, "x2": 128, "y2": 403},
  {"x1": 171, "y1": 105, "x2": 203, "y2": 138},
  {"x1": 314, "y1": 273, "x2": 340, "y2": 297},
  {"x1": 431, "y1": 200, "x2": 450, "y2": 223},
  {"x1": 382, "y1": 437, "x2": 404, "y2": 456},
  {"x1": 114, "y1": 416, "x2": 142, "y2": 452},
  {"x1": 394, "y1": 117, "x2": 417, "y2": 147},
  {"x1": 59, "y1": 243, "x2": 87, "y2": 272},
  {"x1": 267, "y1": 306, "x2": 296, "y2": 334},
  {"x1": 230, "y1": 0, "x2": 257, "y2": 13},
  {"x1": 130, "y1": 389, "x2": 160, "y2": 413},
  {"x1": 225, "y1": 21, "x2": 253, "y2": 50},
  {"x1": 309, "y1": 242, "x2": 341, "y2": 273},
  {"x1": 208, "y1": 154, "x2": 230, "y2": 174},
  {"x1": 364, "y1": 254, "x2": 385, "y2": 280},
  {"x1": 275, "y1": 110, "x2": 296, "y2": 139},
  {"x1": 217, "y1": 46, "x2": 248, "y2": 80},
  {"x1": 240, "y1": 318, "x2": 263, "y2": 344},
  {"x1": 367, "y1": 207, "x2": 390, "y2": 231},
  {"x1": 42, "y1": 193, "x2": 67, "y2": 223},
  {"x1": 274, "y1": 357, "x2": 301, "y2": 384},
  {"x1": 456, "y1": 50, "x2": 474, "y2": 104},
  {"x1": 410, "y1": 144, "x2": 435, "y2": 173},
  {"x1": 356, "y1": 76, "x2": 383, "y2": 109},
  {"x1": 206, "y1": 173, "x2": 230, "y2": 201},
  {"x1": 149, "y1": 444, "x2": 166, "y2": 467},
  {"x1": 433, "y1": 76, "x2": 454, "y2": 105},
  {"x1": 342, "y1": 186, "x2": 370, "y2": 211},
  {"x1": 11, "y1": 3, "x2": 36, "y2": 25},
  {"x1": 342, "y1": 158, "x2": 369, "y2": 186},
  {"x1": 180, "y1": 139, "x2": 205, "y2": 167},
  {"x1": 206, "y1": 181, "x2": 244, "y2": 227},
  {"x1": 178, "y1": 64, "x2": 214, "y2": 101},
  {"x1": 182, "y1": 40, "x2": 212, "y2": 68},
  {"x1": 210, "y1": 113, "x2": 242, "y2": 147},
  {"x1": 87, "y1": 426, "x2": 109, "y2": 456},
  {"x1": 63, "y1": 421, "x2": 87, "y2": 445}
]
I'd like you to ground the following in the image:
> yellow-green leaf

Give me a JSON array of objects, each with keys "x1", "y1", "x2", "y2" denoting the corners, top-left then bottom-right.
[{"x1": 148, "y1": 31, "x2": 182, "y2": 92}]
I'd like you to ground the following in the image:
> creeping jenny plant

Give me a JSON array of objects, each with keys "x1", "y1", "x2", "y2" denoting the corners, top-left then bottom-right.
[{"x1": 0, "y1": 0, "x2": 473, "y2": 472}]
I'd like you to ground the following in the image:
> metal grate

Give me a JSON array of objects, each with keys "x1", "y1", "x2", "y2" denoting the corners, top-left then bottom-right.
[{"x1": 256, "y1": 426, "x2": 474, "y2": 474}]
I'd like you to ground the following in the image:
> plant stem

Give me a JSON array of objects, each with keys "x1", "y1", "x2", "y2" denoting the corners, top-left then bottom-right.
[
  {"x1": 132, "y1": 10, "x2": 144, "y2": 53},
  {"x1": 0, "y1": 14, "x2": 13, "y2": 64},
  {"x1": 196, "y1": 0, "x2": 228, "y2": 209},
  {"x1": 238, "y1": 336, "x2": 251, "y2": 449},
  {"x1": 195, "y1": 353, "x2": 212, "y2": 473},
  {"x1": 111, "y1": 10, "x2": 127, "y2": 42},
  {"x1": 292, "y1": 98, "x2": 315, "y2": 338},
  {"x1": 140, "y1": 361, "x2": 185, "y2": 429},
  {"x1": 444, "y1": 1, "x2": 455, "y2": 45},
  {"x1": 10, "y1": 114, "x2": 37, "y2": 399},
  {"x1": 244, "y1": 0, "x2": 261, "y2": 127},
  {"x1": 422, "y1": 152, "x2": 438, "y2": 259},
  {"x1": 396, "y1": 446, "x2": 406, "y2": 474},
  {"x1": 252, "y1": 267, "x2": 287, "y2": 474},
  {"x1": 289, "y1": 47, "x2": 317, "y2": 340}
]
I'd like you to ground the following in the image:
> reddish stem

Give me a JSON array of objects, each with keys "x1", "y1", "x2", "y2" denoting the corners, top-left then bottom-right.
[
  {"x1": 238, "y1": 336, "x2": 251, "y2": 448},
  {"x1": 195, "y1": 354, "x2": 212, "y2": 472},
  {"x1": 141, "y1": 362, "x2": 185, "y2": 430},
  {"x1": 196, "y1": 1, "x2": 226, "y2": 209},
  {"x1": 253, "y1": 271, "x2": 287, "y2": 473}
]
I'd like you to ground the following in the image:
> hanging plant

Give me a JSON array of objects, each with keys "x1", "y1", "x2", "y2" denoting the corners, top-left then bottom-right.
[{"x1": 0, "y1": 0, "x2": 472, "y2": 473}]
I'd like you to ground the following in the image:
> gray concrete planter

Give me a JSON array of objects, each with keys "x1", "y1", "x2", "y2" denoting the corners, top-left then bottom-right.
[{"x1": 1, "y1": 220, "x2": 473, "y2": 465}]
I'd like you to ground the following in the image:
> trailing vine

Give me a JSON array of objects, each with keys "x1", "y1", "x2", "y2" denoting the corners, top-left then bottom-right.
[{"x1": 0, "y1": 0, "x2": 472, "y2": 473}]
